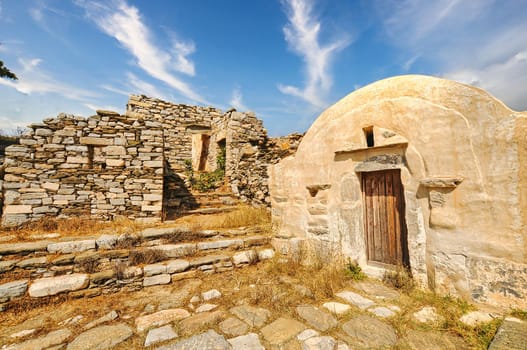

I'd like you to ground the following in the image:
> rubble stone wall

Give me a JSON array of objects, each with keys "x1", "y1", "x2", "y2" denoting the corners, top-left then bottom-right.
[
  {"x1": 2, "y1": 111, "x2": 164, "y2": 226},
  {"x1": 1, "y1": 95, "x2": 303, "y2": 226}
]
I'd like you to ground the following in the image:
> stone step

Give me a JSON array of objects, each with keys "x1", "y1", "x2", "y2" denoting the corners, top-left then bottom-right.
[
  {"x1": 0, "y1": 247, "x2": 276, "y2": 308},
  {"x1": 184, "y1": 206, "x2": 238, "y2": 215}
]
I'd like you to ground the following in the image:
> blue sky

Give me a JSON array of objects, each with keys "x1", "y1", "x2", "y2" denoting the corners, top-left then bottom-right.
[{"x1": 1, "y1": 0, "x2": 526, "y2": 136}]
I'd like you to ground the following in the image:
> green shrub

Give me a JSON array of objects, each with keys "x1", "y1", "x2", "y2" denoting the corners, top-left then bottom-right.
[{"x1": 344, "y1": 259, "x2": 366, "y2": 281}]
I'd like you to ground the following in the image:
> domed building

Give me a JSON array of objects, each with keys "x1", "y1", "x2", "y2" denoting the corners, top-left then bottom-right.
[{"x1": 269, "y1": 75, "x2": 527, "y2": 308}]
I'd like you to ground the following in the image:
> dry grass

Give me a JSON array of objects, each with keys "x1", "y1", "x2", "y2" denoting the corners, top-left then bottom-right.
[
  {"x1": 382, "y1": 265, "x2": 415, "y2": 293},
  {"x1": 176, "y1": 205, "x2": 271, "y2": 231},
  {"x1": 2, "y1": 216, "x2": 149, "y2": 242},
  {"x1": 129, "y1": 249, "x2": 168, "y2": 265}
]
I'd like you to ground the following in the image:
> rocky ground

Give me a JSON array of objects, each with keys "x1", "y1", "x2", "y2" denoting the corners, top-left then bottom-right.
[
  {"x1": 0, "y1": 214, "x2": 526, "y2": 350},
  {"x1": 1, "y1": 259, "x2": 526, "y2": 350}
]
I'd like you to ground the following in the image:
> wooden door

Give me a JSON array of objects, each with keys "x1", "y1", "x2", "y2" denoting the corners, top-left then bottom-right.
[{"x1": 362, "y1": 169, "x2": 409, "y2": 266}]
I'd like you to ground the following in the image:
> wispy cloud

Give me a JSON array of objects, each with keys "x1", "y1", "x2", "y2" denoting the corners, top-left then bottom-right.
[
  {"x1": 229, "y1": 87, "x2": 248, "y2": 111},
  {"x1": 76, "y1": 0, "x2": 205, "y2": 104},
  {"x1": 0, "y1": 57, "x2": 98, "y2": 101},
  {"x1": 376, "y1": 0, "x2": 527, "y2": 111},
  {"x1": 278, "y1": 0, "x2": 350, "y2": 108},
  {"x1": 126, "y1": 72, "x2": 168, "y2": 100}
]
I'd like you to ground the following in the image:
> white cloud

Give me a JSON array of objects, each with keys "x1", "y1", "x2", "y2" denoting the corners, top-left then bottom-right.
[
  {"x1": 278, "y1": 0, "x2": 350, "y2": 108},
  {"x1": 83, "y1": 103, "x2": 121, "y2": 113},
  {"x1": 19, "y1": 57, "x2": 42, "y2": 72},
  {"x1": 229, "y1": 87, "x2": 248, "y2": 111},
  {"x1": 171, "y1": 39, "x2": 196, "y2": 76},
  {"x1": 0, "y1": 58, "x2": 97, "y2": 101},
  {"x1": 76, "y1": 0, "x2": 205, "y2": 104},
  {"x1": 376, "y1": 0, "x2": 527, "y2": 111},
  {"x1": 126, "y1": 72, "x2": 168, "y2": 100}
]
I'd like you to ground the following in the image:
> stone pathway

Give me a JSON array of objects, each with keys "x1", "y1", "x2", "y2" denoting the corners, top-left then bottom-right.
[{"x1": 0, "y1": 265, "x2": 524, "y2": 349}]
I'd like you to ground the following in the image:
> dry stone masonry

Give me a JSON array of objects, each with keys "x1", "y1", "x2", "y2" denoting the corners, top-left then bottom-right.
[{"x1": 1, "y1": 95, "x2": 303, "y2": 227}]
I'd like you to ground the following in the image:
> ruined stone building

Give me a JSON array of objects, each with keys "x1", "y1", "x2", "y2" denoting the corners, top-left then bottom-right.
[
  {"x1": 269, "y1": 75, "x2": 527, "y2": 308},
  {"x1": 0, "y1": 95, "x2": 302, "y2": 227}
]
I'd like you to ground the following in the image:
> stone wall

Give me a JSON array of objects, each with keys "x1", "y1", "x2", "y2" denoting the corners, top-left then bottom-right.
[
  {"x1": 2, "y1": 111, "x2": 164, "y2": 227},
  {"x1": 1, "y1": 95, "x2": 303, "y2": 226}
]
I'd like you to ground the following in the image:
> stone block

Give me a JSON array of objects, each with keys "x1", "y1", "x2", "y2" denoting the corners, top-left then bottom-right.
[
  {"x1": 42, "y1": 182, "x2": 60, "y2": 191},
  {"x1": 0, "y1": 279, "x2": 28, "y2": 299},
  {"x1": 47, "y1": 240, "x2": 96, "y2": 254},
  {"x1": 135, "y1": 308, "x2": 190, "y2": 332},
  {"x1": 4, "y1": 205, "x2": 33, "y2": 214},
  {"x1": 66, "y1": 156, "x2": 89, "y2": 164},
  {"x1": 144, "y1": 160, "x2": 163, "y2": 168},
  {"x1": 106, "y1": 159, "x2": 125, "y2": 167},
  {"x1": 79, "y1": 137, "x2": 113, "y2": 145},
  {"x1": 28, "y1": 273, "x2": 90, "y2": 297},
  {"x1": 103, "y1": 145, "x2": 126, "y2": 155},
  {"x1": 143, "y1": 274, "x2": 171, "y2": 287}
]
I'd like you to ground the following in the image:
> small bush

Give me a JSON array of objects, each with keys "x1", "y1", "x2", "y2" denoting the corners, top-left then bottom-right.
[
  {"x1": 382, "y1": 265, "x2": 415, "y2": 293},
  {"x1": 113, "y1": 261, "x2": 128, "y2": 280},
  {"x1": 344, "y1": 260, "x2": 366, "y2": 281},
  {"x1": 79, "y1": 257, "x2": 99, "y2": 273},
  {"x1": 510, "y1": 309, "x2": 527, "y2": 321},
  {"x1": 115, "y1": 234, "x2": 141, "y2": 249},
  {"x1": 129, "y1": 249, "x2": 167, "y2": 265}
]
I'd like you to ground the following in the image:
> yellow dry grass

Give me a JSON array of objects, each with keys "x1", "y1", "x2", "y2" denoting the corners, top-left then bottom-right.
[
  {"x1": 1, "y1": 216, "x2": 149, "y2": 242},
  {"x1": 175, "y1": 205, "x2": 271, "y2": 231}
]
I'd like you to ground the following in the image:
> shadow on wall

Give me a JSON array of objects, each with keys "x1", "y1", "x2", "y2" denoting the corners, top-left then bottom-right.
[{"x1": 163, "y1": 161, "x2": 198, "y2": 220}]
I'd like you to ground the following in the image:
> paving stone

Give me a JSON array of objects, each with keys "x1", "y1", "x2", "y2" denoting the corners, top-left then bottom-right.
[
  {"x1": 459, "y1": 311, "x2": 496, "y2": 326},
  {"x1": 296, "y1": 305, "x2": 337, "y2": 331},
  {"x1": 0, "y1": 279, "x2": 28, "y2": 299},
  {"x1": 261, "y1": 317, "x2": 307, "y2": 345},
  {"x1": 413, "y1": 306, "x2": 441, "y2": 323},
  {"x1": 157, "y1": 330, "x2": 230, "y2": 350},
  {"x1": 322, "y1": 302, "x2": 351, "y2": 315},
  {"x1": 66, "y1": 323, "x2": 133, "y2": 350},
  {"x1": 488, "y1": 318, "x2": 527, "y2": 350},
  {"x1": 303, "y1": 336, "x2": 336, "y2": 350},
  {"x1": 135, "y1": 308, "x2": 190, "y2": 332},
  {"x1": 219, "y1": 317, "x2": 249, "y2": 336},
  {"x1": 404, "y1": 329, "x2": 468, "y2": 350},
  {"x1": 228, "y1": 333, "x2": 264, "y2": 350},
  {"x1": 144, "y1": 274, "x2": 171, "y2": 287},
  {"x1": 335, "y1": 290, "x2": 375, "y2": 309},
  {"x1": 352, "y1": 281, "x2": 401, "y2": 300},
  {"x1": 230, "y1": 305, "x2": 271, "y2": 327},
  {"x1": 47, "y1": 240, "x2": 95, "y2": 254},
  {"x1": 4, "y1": 329, "x2": 72, "y2": 350},
  {"x1": 297, "y1": 329, "x2": 319, "y2": 341},
  {"x1": 82, "y1": 310, "x2": 118, "y2": 330},
  {"x1": 179, "y1": 311, "x2": 225, "y2": 335},
  {"x1": 196, "y1": 303, "x2": 218, "y2": 313},
  {"x1": 201, "y1": 289, "x2": 221, "y2": 301},
  {"x1": 341, "y1": 315, "x2": 397, "y2": 348},
  {"x1": 368, "y1": 306, "x2": 396, "y2": 318},
  {"x1": 28, "y1": 274, "x2": 89, "y2": 297},
  {"x1": 144, "y1": 325, "x2": 178, "y2": 347}
]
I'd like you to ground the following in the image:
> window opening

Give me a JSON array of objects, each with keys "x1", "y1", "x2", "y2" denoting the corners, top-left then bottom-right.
[{"x1": 364, "y1": 126, "x2": 374, "y2": 147}]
